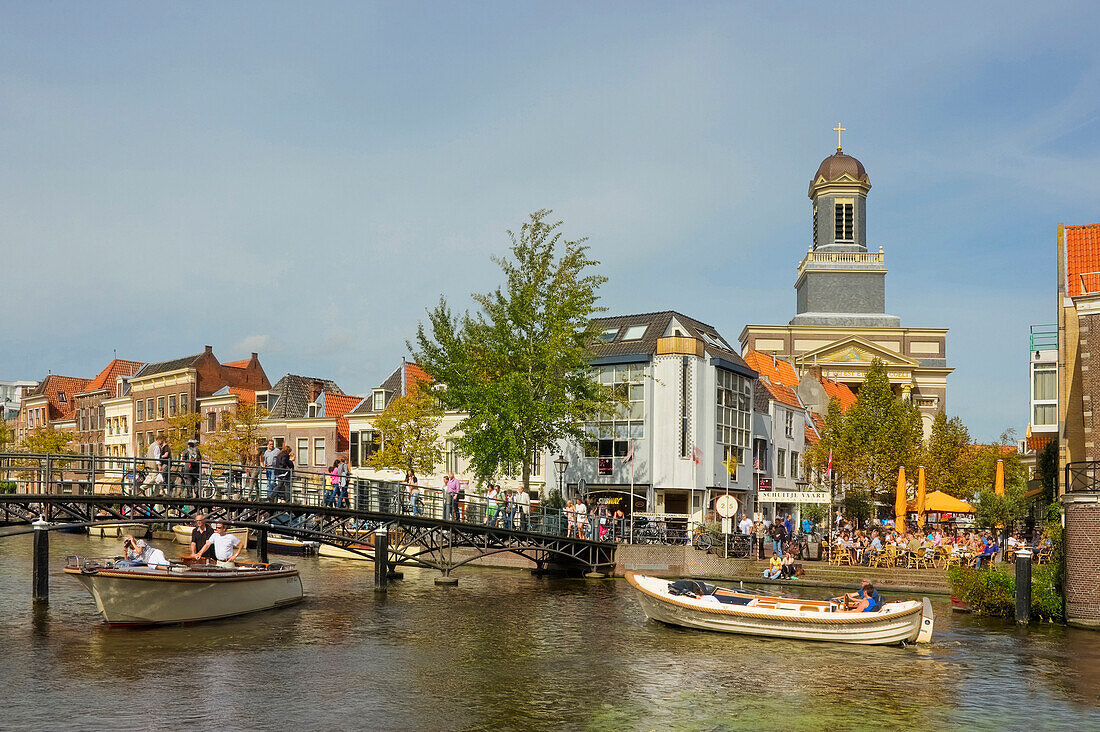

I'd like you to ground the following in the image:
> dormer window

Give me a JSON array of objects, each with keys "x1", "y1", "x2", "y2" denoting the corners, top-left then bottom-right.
[
  {"x1": 834, "y1": 201, "x2": 854, "y2": 242},
  {"x1": 621, "y1": 325, "x2": 647, "y2": 341},
  {"x1": 58, "y1": 391, "x2": 66, "y2": 404},
  {"x1": 372, "y1": 390, "x2": 385, "y2": 411},
  {"x1": 307, "y1": 404, "x2": 318, "y2": 418}
]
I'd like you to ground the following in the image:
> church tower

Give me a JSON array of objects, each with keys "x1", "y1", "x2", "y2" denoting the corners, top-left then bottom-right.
[
  {"x1": 740, "y1": 126, "x2": 952, "y2": 437},
  {"x1": 791, "y1": 126, "x2": 898, "y2": 328}
]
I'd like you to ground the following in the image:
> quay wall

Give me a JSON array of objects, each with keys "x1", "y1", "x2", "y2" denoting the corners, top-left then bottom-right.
[{"x1": 1065, "y1": 490, "x2": 1100, "y2": 628}]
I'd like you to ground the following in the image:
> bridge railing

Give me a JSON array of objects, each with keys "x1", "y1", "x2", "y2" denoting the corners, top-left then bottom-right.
[{"x1": 0, "y1": 452, "x2": 584, "y2": 539}]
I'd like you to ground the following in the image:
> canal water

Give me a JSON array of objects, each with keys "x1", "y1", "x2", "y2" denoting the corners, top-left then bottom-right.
[{"x1": 1, "y1": 533, "x2": 1097, "y2": 731}]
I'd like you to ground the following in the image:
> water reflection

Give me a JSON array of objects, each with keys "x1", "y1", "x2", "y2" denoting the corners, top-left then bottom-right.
[{"x1": 0, "y1": 533, "x2": 1097, "y2": 730}]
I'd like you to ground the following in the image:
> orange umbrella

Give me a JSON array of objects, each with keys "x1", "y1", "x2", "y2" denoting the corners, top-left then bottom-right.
[
  {"x1": 895, "y1": 466, "x2": 907, "y2": 528},
  {"x1": 995, "y1": 459, "x2": 1005, "y2": 496},
  {"x1": 917, "y1": 466, "x2": 927, "y2": 531}
]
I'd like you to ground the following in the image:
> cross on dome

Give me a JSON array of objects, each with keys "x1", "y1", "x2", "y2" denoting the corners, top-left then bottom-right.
[{"x1": 833, "y1": 122, "x2": 846, "y2": 152}]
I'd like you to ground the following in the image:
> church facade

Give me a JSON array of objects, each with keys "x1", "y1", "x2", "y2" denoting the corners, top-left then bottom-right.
[{"x1": 739, "y1": 136, "x2": 951, "y2": 435}]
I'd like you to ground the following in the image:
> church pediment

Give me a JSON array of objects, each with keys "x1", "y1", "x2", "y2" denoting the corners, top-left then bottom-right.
[{"x1": 798, "y1": 336, "x2": 919, "y2": 368}]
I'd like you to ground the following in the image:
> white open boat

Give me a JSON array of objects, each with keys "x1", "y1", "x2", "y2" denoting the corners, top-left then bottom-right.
[
  {"x1": 317, "y1": 541, "x2": 373, "y2": 559},
  {"x1": 64, "y1": 555, "x2": 304, "y2": 625},
  {"x1": 268, "y1": 534, "x2": 317, "y2": 555},
  {"x1": 88, "y1": 523, "x2": 149, "y2": 539},
  {"x1": 172, "y1": 524, "x2": 251, "y2": 547},
  {"x1": 626, "y1": 572, "x2": 933, "y2": 646}
]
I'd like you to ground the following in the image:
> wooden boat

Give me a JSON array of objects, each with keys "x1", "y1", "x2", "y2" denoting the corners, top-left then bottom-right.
[
  {"x1": 268, "y1": 534, "x2": 317, "y2": 555},
  {"x1": 64, "y1": 555, "x2": 303, "y2": 625},
  {"x1": 88, "y1": 523, "x2": 149, "y2": 539},
  {"x1": 172, "y1": 524, "x2": 251, "y2": 547},
  {"x1": 625, "y1": 572, "x2": 933, "y2": 646},
  {"x1": 317, "y1": 541, "x2": 373, "y2": 560}
]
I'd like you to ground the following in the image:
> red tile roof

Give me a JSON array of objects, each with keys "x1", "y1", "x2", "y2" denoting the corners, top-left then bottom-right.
[
  {"x1": 324, "y1": 393, "x2": 364, "y2": 452},
  {"x1": 1065, "y1": 222, "x2": 1100, "y2": 297},
  {"x1": 805, "y1": 424, "x2": 820, "y2": 445},
  {"x1": 405, "y1": 362, "x2": 431, "y2": 393},
  {"x1": 228, "y1": 387, "x2": 256, "y2": 405},
  {"x1": 29, "y1": 374, "x2": 90, "y2": 421},
  {"x1": 223, "y1": 359, "x2": 251, "y2": 368},
  {"x1": 743, "y1": 351, "x2": 800, "y2": 389},
  {"x1": 820, "y1": 376, "x2": 857, "y2": 411},
  {"x1": 84, "y1": 358, "x2": 145, "y2": 397},
  {"x1": 759, "y1": 379, "x2": 803, "y2": 410}
]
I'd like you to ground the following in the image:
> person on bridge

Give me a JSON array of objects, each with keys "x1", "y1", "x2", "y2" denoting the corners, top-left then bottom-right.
[
  {"x1": 274, "y1": 445, "x2": 293, "y2": 501},
  {"x1": 181, "y1": 440, "x2": 202, "y2": 499},
  {"x1": 196, "y1": 522, "x2": 243, "y2": 567},
  {"x1": 263, "y1": 440, "x2": 280, "y2": 500},
  {"x1": 189, "y1": 514, "x2": 216, "y2": 561},
  {"x1": 445, "y1": 472, "x2": 460, "y2": 521},
  {"x1": 336, "y1": 459, "x2": 349, "y2": 508},
  {"x1": 515, "y1": 487, "x2": 530, "y2": 530},
  {"x1": 325, "y1": 460, "x2": 340, "y2": 507}
]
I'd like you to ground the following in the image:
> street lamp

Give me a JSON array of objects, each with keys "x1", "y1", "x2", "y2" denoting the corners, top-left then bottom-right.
[{"x1": 554, "y1": 455, "x2": 568, "y2": 500}]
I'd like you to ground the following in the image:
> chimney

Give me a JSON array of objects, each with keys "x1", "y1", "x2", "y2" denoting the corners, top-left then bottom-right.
[
  {"x1": 204, "y1": 345, "x2": 213, "y2": 355},
  {"x1": 250, "y1": 352, "x2": 258, "y2": 360}
]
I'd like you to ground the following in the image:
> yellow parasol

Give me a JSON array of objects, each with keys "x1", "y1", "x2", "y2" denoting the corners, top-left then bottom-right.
[
  {"x1": 995, "y1": 459, "x2": 1005, "y2": 496},
  {"x1": 895, "y1": 466, "x2": 907, "y2": 528},
  {"x1": 917, "y1": 465, "x2": 927, "y2": 531}
]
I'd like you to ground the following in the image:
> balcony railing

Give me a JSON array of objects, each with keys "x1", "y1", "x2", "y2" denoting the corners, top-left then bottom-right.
[
  {"x1": 797, "y1": 247, "x2": 884, "y2": 278},
  {"x1": 1029, "y1": 324, "x2": 1057, "y2": 353}
]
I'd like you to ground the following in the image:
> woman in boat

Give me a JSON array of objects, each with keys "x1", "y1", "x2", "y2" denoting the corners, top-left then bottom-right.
[
  {"x1": 120, "y1": 535, "x2": 169, "y2": 568},
  {"x1": 840, "y1": 582, "x2": 880, "y2": 613}
]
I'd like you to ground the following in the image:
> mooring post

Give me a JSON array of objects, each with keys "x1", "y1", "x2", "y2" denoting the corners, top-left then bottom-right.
[
  {"x1": 32, "y1": 518, "x2": 49, "y2": 604},
  {"x1": 374, "y1": 526, "x2": 389, "y2": 591},
  {"x1": 1015, "y1": 548, "x2": 1032, "y2": 625},
  {"x1": 257, "y1": 528, "x2": 269, "y2": 564}
]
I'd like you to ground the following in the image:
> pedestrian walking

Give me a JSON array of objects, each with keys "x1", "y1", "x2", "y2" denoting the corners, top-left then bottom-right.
[{"x1": 263, "y1": 440, "x2": 280, "y2": 500}]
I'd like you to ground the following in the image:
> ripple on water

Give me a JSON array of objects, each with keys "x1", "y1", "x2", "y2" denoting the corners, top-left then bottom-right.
[{"x1": 0, "y1": 533, "x2": 1098, "y2": 731}]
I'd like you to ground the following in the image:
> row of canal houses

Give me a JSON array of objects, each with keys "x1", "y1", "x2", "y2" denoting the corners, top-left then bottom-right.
[{"x1": 11, "y1": 310, "x2": 858, "y2": 527}]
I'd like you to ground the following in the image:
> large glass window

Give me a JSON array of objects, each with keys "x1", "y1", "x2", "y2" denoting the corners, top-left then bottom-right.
[
  {"x1": 297, "y1": 438, "x2": 309, "y2": 467},
  {"x1": 1034, "y1": 404, "x2": 1056, "y2": 427},
  {"x1": 716, "y1": 369, "x2": 751, "y2": 470},
  {"x1": 136, "y1": 399, "x2": 144, "y2": 422},
  {"x1": 777, "y1": 448, "x2": 786, "y2": 477},
  {"x1": 1033, "y1": 365, "x2": 1056, "y2": 401},
  {"x1": 584, "y1": 364, "x2": 645, "y2": 462},
  {"x1": 313, "y1": 437, "x2": 325, "y2": 467}
]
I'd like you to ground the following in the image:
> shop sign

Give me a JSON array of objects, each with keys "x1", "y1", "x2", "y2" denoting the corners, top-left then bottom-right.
[
  {"x1": 715, "y1": 494, "x2": 738, "y2": 518},
  {"x1": 758, "y1": 478, "x2": 772, "y2": 491},
  {"x1": 755, "y1": 491, "x2": 830, "y2": 504}
]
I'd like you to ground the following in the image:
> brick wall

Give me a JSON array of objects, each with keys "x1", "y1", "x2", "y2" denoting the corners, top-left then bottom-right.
[{"x1": 1065, "y1": 493, "x2": 1100, "y2": 623}]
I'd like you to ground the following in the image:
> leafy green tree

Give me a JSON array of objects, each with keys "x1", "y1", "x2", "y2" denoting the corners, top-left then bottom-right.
[
  {"x1": 206, "y1": 403, "x2": 270, "y2": 465},
  {"x1": 366, "y1": 389, "x2": 444, "y2": 476},
  {"x1": 165, "y1": 412, "x2": 202, "y2": 457},
  {"x1": 1033, "y1": 438, "x2": 1058, "y2": 504},
  {"x1": 925, "y1": 411, "x2": 972, "y2": 498},
  {"x1": 973, "y1": 482, "x2": 1028, "y2": 533},
  {"x1": 21, "y1": 427, "x2": 76, "y2": 454},
  {"x1": 0, "y1": 420, "x2": 13, "y2": 452},
  {"x1": 411, "y1": 209, "x2": 615, "y2": 492}
]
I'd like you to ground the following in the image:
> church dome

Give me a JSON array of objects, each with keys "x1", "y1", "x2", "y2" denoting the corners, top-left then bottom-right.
[{"x1": 812, "y1": 152, "x2": 868, "y2": 183}]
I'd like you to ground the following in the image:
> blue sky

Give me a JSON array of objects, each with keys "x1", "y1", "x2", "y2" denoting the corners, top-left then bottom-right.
[{"x1": 3, "y1": 1, "x2": 1098, "y2": 440}]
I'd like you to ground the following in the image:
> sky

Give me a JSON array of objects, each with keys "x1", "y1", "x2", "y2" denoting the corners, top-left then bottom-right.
[{"x1": 3, "y1": 1, "x2": 1098, "y2": 441}]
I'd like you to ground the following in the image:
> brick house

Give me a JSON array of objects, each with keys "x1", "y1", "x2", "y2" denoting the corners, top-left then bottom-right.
[
  {"x1": 127, "y1": 347, "x2": 269, "y2": 455},
  {"x1": 259, "y1": 374, "x2": 362, "y2": 472},
  {"x1": 16, "y1": 374, "x2": 89, "y2": 446},
  {"x1": 72, "y1": 358, "x2": 144, "y2": 458}
]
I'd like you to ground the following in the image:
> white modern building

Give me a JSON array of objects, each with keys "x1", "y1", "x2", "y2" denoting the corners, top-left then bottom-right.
[
  {"x1": 553, "y1": 311, "x2": 758, "y2": 529},
  {"x1": 1, "y1": 379, "x2": 38, "y2": 422}
]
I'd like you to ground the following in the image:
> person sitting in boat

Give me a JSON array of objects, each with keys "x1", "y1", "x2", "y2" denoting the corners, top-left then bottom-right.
[
  {"x1": 763, "y1": 552, "x2": 783, "y2": 579},
  {"x1": 119, "y1": 535, "x2": 169, "y2": 568},
  {"x1": 832, "y1": 580, "x2": 880, "y2": 611},
  {"x1": 838, "y1": 582, "x2": 881, "y2": 613},
  {"x1": 195, "y1": 522, "x2": 243, "y2": 567}
]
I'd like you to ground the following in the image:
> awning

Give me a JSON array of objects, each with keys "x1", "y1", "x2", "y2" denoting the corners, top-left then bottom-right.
[{"x1": 907, "y1": 490, "x2": 974, "y2": 513}]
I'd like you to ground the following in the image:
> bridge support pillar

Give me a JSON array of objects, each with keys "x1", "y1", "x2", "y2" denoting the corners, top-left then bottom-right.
[
  {"x1": 434, "y1": 570, "x2": 458, "y2": 586},
  {"x1": 374, "y1": 528, "x2": 389, "y2": 591},
  {"x1": 257, "y1": 529, "x2": 269, "y2": 564},
  {"x1": 32, "y1": 519, "x2": 49, "y2": 604}
]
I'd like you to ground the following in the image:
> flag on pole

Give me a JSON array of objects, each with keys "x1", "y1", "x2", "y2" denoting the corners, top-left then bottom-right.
[
  {"x1": 827, "y1": 449, "x2": 833, "y2": 479},
  {"x1": 622, "y1": 441, "x2": 634, "y2": 464},
  {"x1": 723, "y1": 451, "x2": 738, "y2": 477},
  {"x1": 692, "y1": 445, "x2": 702, "y2": 465}
]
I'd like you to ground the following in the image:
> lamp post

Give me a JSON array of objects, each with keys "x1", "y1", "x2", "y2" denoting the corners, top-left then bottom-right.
[{"x1": 554, "y1": 455, "x2": 568, "y2": 499}]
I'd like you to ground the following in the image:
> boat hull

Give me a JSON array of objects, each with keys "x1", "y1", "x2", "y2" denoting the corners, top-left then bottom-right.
[
  {"x1": 65, "y1": 564, "x2": 303, "y2": 625},
  {"x1": 268, "y1": 536, "x2": 316, "y2": 555},
  {"x1": 88, "y1": 523, "x2": 149, "y2": 539},
  {"x1": 317, "y1": 542, "x2": 373, "y2": 559},
  {"x1": 626, "y1": 573, "x2": 931, "y2": 646}
]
